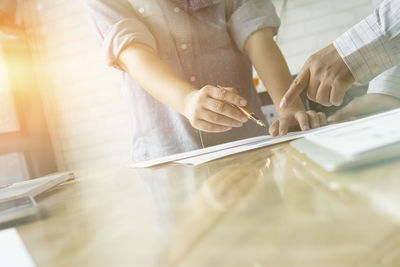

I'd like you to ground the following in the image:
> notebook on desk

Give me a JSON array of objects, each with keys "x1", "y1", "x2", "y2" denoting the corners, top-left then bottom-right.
[
  {"x1": 291, "y1": 108, "x2": 400, "y2": 171},
  {"x1": 0, "y1": 172, "x2": 73, "y2": 203}
]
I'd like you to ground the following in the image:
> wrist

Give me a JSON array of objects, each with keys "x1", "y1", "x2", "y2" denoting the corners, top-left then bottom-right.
[
  {"x1": 182, "y1": 89, "x2": 198, "y2": 119},
  {"x1": 277, "y1": 101, "x2": 305, "y2": 116}
]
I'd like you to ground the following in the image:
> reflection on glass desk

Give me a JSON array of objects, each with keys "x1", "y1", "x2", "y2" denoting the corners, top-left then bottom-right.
[{"x1": 15, "y1": 142, "x2": 400, "y2": 267}]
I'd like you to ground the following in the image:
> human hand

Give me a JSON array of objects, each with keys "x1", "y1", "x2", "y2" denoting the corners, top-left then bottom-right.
[
  {"x1": 280, "y1": 44, "x2": 355, "y2": 109},
  {"x1": 269, "y1": 109, "x2": 328, "y2": 136},
  {"x1": 183, "y1": 85, "x2": 249, "y2": 132},
  {"x1": 328, "y1": 93, "x2": 400, "y2": 122}
]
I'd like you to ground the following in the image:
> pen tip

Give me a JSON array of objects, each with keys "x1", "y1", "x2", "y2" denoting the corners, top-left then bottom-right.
[{"x1": 257, "y1": 120, "x2": 267, "y2": 128}]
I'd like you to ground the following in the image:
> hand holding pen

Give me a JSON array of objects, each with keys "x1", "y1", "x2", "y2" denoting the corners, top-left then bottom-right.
[
  {"x1": 183, "y1": 85, "x2": 251, "y2": 132},
  {"x1": 217, "y1": 86, "x2": 267, "y2": 129},
  {"x1": 233, "y1": 106, "x2": 267, "y2": 128}
]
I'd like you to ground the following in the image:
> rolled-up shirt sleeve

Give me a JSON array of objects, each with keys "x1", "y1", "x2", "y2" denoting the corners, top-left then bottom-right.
[
  {"x1": 333, "y1": 0, "x2": 400, "y2": 84},
  {"x1": 365, "y1": 0, "x2": 400, "y2": 99},
  {"x1": 227, "y1": 0, "x2": 280, "y2": 52},
  {"x1": 85, "y1": 0, "x2": 157, "y2": 69}
]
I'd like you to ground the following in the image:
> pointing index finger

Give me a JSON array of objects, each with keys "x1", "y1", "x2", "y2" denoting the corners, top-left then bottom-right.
[{"x1": 280, "y1": 68, "x2": 310, "y2": 109}]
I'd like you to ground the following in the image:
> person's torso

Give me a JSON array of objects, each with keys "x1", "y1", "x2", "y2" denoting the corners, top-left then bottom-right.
[{"x1": 126, "y1": 0, "x2": 266, "y2": 161}]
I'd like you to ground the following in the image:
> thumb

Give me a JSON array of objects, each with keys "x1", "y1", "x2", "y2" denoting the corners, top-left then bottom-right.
[
  {"x1": 327, "y1": 109, "x2": 347, "y2": 123},
  {"x1": 327, "y1": 97, "x2": 366, "y2": 123}
]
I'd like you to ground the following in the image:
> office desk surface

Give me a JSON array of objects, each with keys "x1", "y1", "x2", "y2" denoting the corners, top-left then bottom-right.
[{"x1": 17, "y1": 143, "x2": 400, "y2": 267}]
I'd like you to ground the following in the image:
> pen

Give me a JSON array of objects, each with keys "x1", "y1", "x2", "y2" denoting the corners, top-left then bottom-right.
[
  {"x1": 217, "y1": 85, "x2": 267, "y2": 129},
  {"x1": 235, "y1": 105, "x2": 267, "y2": 128}
]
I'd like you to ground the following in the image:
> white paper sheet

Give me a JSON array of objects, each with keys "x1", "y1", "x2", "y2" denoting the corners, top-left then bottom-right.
[
  {"x1": 176, "y1": 123, "x2": 351, "y2": 165},
  {"x1": 176, "y1": 134, "x2": 302, "y2": 165},
  {"x1": 129, "y1": 135, "x2": 273, "y2": 168},
  {"x1": 0, "y1": 228, "x2": 36, "y2": 267}
]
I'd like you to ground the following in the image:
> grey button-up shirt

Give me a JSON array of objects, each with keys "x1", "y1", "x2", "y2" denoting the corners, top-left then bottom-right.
[{"x1": 85, "y1": 0, "x2": 280, "y2": 162}]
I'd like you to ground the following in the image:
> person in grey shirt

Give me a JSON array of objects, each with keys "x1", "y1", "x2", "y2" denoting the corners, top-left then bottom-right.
[
  {"x1": 280, "y1": 0, "x2": 400, "y2": 118},
  {"x1": 85, "y1": 0, "x2": 327, "y2": 162}
]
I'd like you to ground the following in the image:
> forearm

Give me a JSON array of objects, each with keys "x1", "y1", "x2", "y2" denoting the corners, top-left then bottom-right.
[
  {"x1": 118, "y1": 43, "x2": 196, "y2": 115},
  {"x1": 245, "y1": 28, "x2": 305, "y2": 114},
  {"x1": 118, "y1": 43, "x2": 249, "y2": 133}
]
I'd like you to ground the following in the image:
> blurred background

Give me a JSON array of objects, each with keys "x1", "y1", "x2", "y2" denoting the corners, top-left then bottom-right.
[{"x1": 0, "y1": 0, "x2": 373, "y2": 183}]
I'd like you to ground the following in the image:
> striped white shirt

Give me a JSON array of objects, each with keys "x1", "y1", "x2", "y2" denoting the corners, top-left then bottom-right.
[{"x1": 333, "y1": 0, "x2": 400, "y2": 98}]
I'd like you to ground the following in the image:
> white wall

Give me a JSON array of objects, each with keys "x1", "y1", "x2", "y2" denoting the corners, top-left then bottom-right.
[
  {"x1": 31, "y1": 0, "x2": 374, "y2": 170},
  {"x1": 274, "y1": 0, "x2": 373, "y2": 75}
]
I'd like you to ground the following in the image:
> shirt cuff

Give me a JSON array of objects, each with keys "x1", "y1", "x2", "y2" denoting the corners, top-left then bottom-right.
[
  {"x1": 228, "y1": 0, "x2": 280, "y2": 52},
  {"x1": 333, "y1": 13, "x2": 397, "y2": 84},
  {"x1": 367, "y1": 65, "x2": 400, "y2": 99},
  {"x1": 103, "y1": 19, "x2": 157, "y2": 69}
]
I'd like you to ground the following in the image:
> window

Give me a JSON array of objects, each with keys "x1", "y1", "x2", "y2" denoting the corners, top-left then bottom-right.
[{"x1": 0, "y1": 0, "x2": 57, "y2": 185}]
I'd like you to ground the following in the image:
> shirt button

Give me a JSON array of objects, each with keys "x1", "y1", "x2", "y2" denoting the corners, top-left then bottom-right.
[
  {"x1": 174, "y1": 7, "x2": 180, "y2": 13},
  {"x1": 138, "y1": 7, "x2": 145, "y2": 14},
  {"x1": 181, "y1": 43, "x2": 187, "y2": 50},
  {"x1": 190, "y1": 76, "x2": 196, "y2": 82}
]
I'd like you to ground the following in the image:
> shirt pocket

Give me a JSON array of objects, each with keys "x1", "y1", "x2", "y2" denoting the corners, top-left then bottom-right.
[
  {"x1": 191, "y1": 1, "x2": 232, "y2": 52},
  {"x1": 201, "y1": 28, "x2": 232, "y2": 52},
  {"x1": 128, "y1": 0, "x2": 176, "y2": 59}
]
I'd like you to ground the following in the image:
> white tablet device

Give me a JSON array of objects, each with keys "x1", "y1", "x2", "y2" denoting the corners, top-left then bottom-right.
[
  {"x1": 290, "y1": 109, "x2": 400, "y2": 171},
  {"x1": 291, "y1": 138, "x2": 400, "y2": 171}
]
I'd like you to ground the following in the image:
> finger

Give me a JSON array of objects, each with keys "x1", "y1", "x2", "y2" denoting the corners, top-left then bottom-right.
[
  {"x1": 327, "y1": 99, "x2": 362, "y2": 123},
  {"x1": 201, "y1": 109, "x2": 243, "y2": 127},
  {"x1": 317, "y1": 112, "x2": 328, "y2": 126},
  {"x1": 306, "y1": 74, "x2": 320, "y2": 102},
  {"x1": 205, "y1": 98, "x2": 248, "y2": 123},
  {"x1": 294, "y1": 111, "x2": 310, "y2": 131},
  {"x1": 329, "y1": 83, "x2": 347, "y2": 106},
  {"x1": 306, "y1": 110, "x2": 320, "y2": 128},
  {"x1": 194, "y1": 119, "x2": 232, "y2": 132},
  {"x1": 315, "y1": 82, "x2": 332, "y2": 106},
  {"x1": 221, "y1": 86, "x2": 238, "y2": 94},
  {"x1": 280, "y1": 67, "x2": 310, "y2": 109},
  {"x1": 207, "y1": 85, "x2": 247, "y2": 106},
  {"x1": 278, "y1": 118, "x2": 289, "y2": 136},
  {"x1": 327, "y1": 109, "x2": 345, "y2": 123},
  {"x1": 269, "y1": 120, "x2": 280, "y2": 136}
]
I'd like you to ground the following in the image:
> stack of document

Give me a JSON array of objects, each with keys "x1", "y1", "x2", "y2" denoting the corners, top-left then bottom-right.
[
  {"x1": 130, "y1": 122, "x2": 351, "y2": 168},
  {"x1": 130, "y1": 133, "x2": 310, "y2": 168}
]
